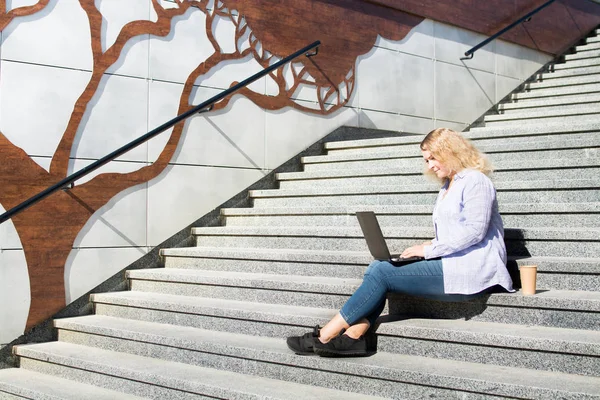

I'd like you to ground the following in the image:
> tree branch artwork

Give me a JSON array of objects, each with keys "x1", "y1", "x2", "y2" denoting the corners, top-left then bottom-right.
[{"x1": 0, "y1": 0, "x2": 421, "y2": 330}]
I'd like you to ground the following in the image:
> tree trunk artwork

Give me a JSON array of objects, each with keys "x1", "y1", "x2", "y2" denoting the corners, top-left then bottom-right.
[{"x1": 0, "y1": 0, "x2": 421, "y2": 331}]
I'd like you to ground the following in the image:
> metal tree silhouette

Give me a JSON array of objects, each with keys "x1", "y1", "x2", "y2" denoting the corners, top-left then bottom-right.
[{"x1": 0, "y1": 0, "x2": 420, "y2": 330}]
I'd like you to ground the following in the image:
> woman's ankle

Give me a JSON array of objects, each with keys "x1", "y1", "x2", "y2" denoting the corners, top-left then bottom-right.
[
  {"x1": 344, "y1": 319, "x2": 370, "y2": 339},
  {"x1": 318, "y1": 313, "x2": 349, "y2": 342}
]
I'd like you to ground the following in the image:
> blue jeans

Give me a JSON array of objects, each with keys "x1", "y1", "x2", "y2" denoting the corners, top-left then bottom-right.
[{"x1": 340, "y1": 259, "x2": 497, "y2": 326}]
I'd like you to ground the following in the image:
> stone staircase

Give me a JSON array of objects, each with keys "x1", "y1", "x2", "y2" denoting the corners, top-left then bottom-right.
[{"x1": 1, "y1": 30, "x2": 600, "y2": 400}]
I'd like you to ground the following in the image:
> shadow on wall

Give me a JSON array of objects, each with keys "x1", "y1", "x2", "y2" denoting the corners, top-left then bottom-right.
[{"x1": 1, "y1": 0, "x2": 57, "y2": 40}]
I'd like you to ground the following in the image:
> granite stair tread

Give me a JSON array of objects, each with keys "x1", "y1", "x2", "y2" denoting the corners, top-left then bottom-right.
[
  {"x1": 552, "y1": 57, "x2": 600, "y2": 70},
  {"x1": 161, "y1": 247, "x2": 600, "y2": 281},
  {"x1": 276, "y1": 158, "x2": 600, "y2": 179},
  {"x1": 16, "y1": 339, "x2": 600, "y2": 400},
  {"x1": 526, "y1": 74, "x2": 600, "y2": 89},
  {"x1": 325, "y1": 124, "x2": 600, "y2": 148},
  {"x1": 324, "y1": 129, "x2": 600, "y2": 150},
  {"x1": 248, "y1": 179, "x2": 600, "y2": 197},
  {"x1": 376, "y1": 317, "x2": 600, "y2": 355},
  {"x1": 577, "y1": 42, "x2": 600, "y2": 52},
  {"x1": 162, "y1": 245, "x2": 376, "y2": 264},
  {"x1": 91, "y1": 290, "x2": 338, "y2": 322},
  {"x1": 511, "y1": 82, "x2": 600, "y2": 99},
  {"x1": 467, "y1": 120, "x2": 600, "y2": 136},
  {"x1": 127, "y1": 268, "x2": 363, "y2": 292},
  {"x1": 566, "y1": 49, "x2": 600, "y2": 61},
  {"x1": 191, "y1": 225, "x2": 600, "y2": 241},
  {"x1": 500, "y1": 92, "x2": 600, "y2": 109},
  {"x1": 485, "y1": 103, "x2": 600, "y2": 121},
  {"x1": 481, "y1": 115, "x2": 600, "y2": 127},
  {"x1": 324, "y1": 135, "x2": 600, "y2": 157},
  {"x1": 538, "y1": 66, "x2": 600, "y2": 80},
  {"x1": 220, "y1": 202, "x2": 600, "y2": 216},
  {"x1": 125, "y1": 268, "x2": 600, "y2": 312},
  {"x1": 0, "y1": 368, "x2": 147, "y2": 400},
  {"x1": 54, "y1": 314, "x2": 600, "y2": 358},
  {"x1": 161, "y1": 247, "x2": 600, "y2": 273},
  {"x1": 14, "y1": 342, "x2": 384, "y2": 400},
  {"x1": 90, "y1": 289, "x2": 600, "y2": 319},
  {"x1": 303, "y1": 144, "x2": 599, "y2": 164},
  {"x1": 588, "y1": 36, "x2": 600, "y2": 44},
  {"x1": 43, "y1": 319, "x2": 600, "y2": 398}
]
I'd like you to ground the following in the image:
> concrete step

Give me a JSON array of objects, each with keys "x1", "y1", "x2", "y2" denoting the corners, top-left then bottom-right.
[
  {"x1": 225, "y1": 205, "x2": 600, "y2": 228},
  {"x1": 162, "y1": 246, "x2": 373, "y2": 279},
  {"x1": 20, "y1": 328, "x2": 600, "y2": 400},
  {"x1": 14, "y1": 342, "x2": 381, "y2": 400},
  {"x1": 221, "y1": 201, "x2": 600, "y2": 228},
  {"x1": 0, "y1": 368, "x2": 146, "y2": 400},
  {"x1": 279, "y1": 167, "x2": 600, "y2": 189},
  {"x1": 278, "y1": 161, "x2": 593, "y2": 181},
  {"x1": 375, "y1": 317, "x2": 600, "y2": 377},
  {"x1": 301, "y1": 151, "x2": 600, "y2": 172},
  {"x1": 326, "y1": 123, "x2": 599, "y2": 148},
  {"x1": 91, "y1": 291, "x2": 340, "y2": 338},
  {"x1": 484, "y1": 114, "x2": 600, "y2": 127},
  {"x1": 499, "y1": 93, "x2": 600, "y2": 111},
  {"x1": 510, "y1": 82, "x2": 600, "y2": 100},
  {"x1": 388, "y1": 288, "x2": 600, "y2": 331},
  {"x1": 127, "y1": 268, "x2": 361, "y2": 310},
  {"x1": 565, "y1": 49, "x2": 600, "y2": 61},
  {"x1": 322, "y1": 134, "x2": 598, "y2": 159},
  {"x1": 526, "y1": 73, "x2": 600, "y2": 90},
  {"x1": 189, "y1": 225, "x2": 600, "y2": 257},
  {"x1": 303, "y1": 147, "x2": 598, "y2": 169},
  {"x1": 552, "y1": 56, "x2": 600, "y2": 70},
  {"x1": 160, "y1": 246, "x2": 600, "y2": 291},
  {"x1": 540, "y1": 65, "x2": 600, "y2": 80},
  {"x1": 485, "y1": 103, "x2": 600, "y2": 124},
  {"x1": 467, "y1": 120, "x2": 600, "y2": 138},
  {"x1": 251, "y1": 188, "x2": 599, "y2": 209},
  {"x1": 254, "y1": 177, "x2": 599, "y2": 201},
  {"x1": 325, "y1": 131, "x2": 600, "y2": 159},
  {"x1": 53, "y1": 315, "x2": 600, "y2": 383},
  {"x1": 577, "y1": 41, "x2": 600, "y2": 52},
  {"x1": 91, "y1": 288, "x2": 600, "y2": 335}
]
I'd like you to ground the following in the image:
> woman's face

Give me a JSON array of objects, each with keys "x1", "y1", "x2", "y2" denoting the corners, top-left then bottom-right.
[{"x1": 421, "y1": 149, "x2": 454, "y2": 180}]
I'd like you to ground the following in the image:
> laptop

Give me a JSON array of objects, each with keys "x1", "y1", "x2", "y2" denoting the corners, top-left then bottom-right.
[{"x1": 356, "y1": 211, "x2": 423, "y2": 264}]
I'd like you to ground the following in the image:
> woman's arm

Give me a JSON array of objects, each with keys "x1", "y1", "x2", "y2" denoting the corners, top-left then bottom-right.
[{"x1": 424, "y1": 177, "x2": 495, "y2": 259}]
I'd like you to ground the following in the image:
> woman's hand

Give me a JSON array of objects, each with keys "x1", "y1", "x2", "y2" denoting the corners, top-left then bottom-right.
[{"x1": 400, "y1": 244, "x2": 426, "y2": 258}]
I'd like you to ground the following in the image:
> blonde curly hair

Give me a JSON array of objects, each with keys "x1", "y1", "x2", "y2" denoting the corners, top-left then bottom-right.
[{"x1": 420, "y1": 128, "x2": 492, "y2": 182}]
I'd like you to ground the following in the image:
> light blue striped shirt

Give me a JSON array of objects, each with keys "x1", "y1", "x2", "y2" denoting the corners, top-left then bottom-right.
[{"x1": 424, "y1": 169, "x2": 514, "y2": 294}]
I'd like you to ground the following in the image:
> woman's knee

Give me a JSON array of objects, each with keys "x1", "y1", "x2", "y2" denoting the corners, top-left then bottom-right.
[{"x1": 365, "y1": 260, "x2": 390, "y2": 278}]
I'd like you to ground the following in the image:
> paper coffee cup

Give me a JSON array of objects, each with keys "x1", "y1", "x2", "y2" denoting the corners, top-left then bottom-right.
[{"x1": 520, "y1": 265, "x2": 537, "y2": 295}]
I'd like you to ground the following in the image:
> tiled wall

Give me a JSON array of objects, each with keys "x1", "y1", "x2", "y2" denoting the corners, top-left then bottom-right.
[{"x1": 0, "y1": 0, "x2": 551, "y2": 345}]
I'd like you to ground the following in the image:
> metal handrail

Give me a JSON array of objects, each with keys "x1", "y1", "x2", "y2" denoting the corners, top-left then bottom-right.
[
  {"x1": 461, "y1": 0, "x2": 555, "y2": 60},
  {"x1": 0, "y1": 40, "x2": 321, "y2": 225}
]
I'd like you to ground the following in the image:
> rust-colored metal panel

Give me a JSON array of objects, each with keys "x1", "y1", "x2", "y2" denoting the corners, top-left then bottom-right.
[{"x1": 365, "y1": 0, "x2": 600, "y2": 55}]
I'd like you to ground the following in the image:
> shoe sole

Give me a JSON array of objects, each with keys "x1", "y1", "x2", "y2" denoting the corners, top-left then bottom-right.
[{"x1": 313, "y1": 348, "x2": 370, "y2": 357}]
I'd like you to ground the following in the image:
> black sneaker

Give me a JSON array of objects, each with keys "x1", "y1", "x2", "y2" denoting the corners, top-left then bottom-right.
[
  {"x1": 286, "y1": 325, "x2": 320, "y2": 355},
  {"x1": 313, "y1": 333, "x2": 368, "y2": 357}
]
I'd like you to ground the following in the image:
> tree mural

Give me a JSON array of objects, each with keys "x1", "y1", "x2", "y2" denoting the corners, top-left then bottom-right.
[{"x1": 0, "y1": 0, "x2": 421, "y2": 330}]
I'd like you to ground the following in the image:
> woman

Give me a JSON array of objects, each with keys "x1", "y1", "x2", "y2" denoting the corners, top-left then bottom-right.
[{"x1": 287, "y1": 128, "x2": 514, "y2": 357}]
